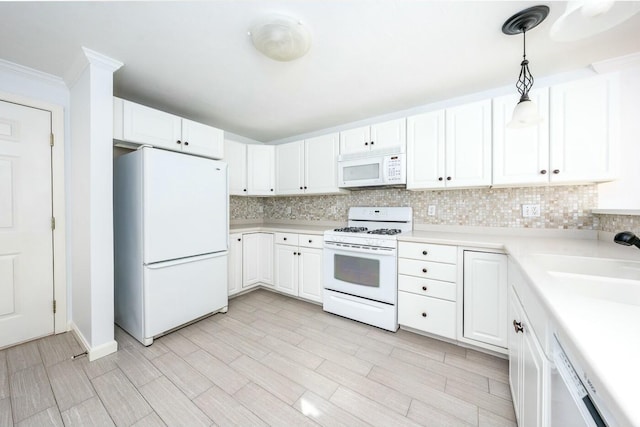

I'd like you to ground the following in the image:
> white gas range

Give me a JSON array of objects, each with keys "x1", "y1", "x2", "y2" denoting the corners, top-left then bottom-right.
[{"x1": 323, "y1": 207, "x2": 413, "y2": 331}]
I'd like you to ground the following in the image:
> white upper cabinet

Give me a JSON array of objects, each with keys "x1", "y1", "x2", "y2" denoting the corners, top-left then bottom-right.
[
  {"x1": 339, "y1": 118, "x2": 406, "y2": 155},
  {"x1": 407, "y1": 100, "x2": 491, "y2": 190},
  {"x1": 224, "y1": 139, "x2": 248, "y2": 196},
  {"x1": 247, "y1": 144, "x2": 276, "y2": 196},
  {"x1": 492, "y1": 88, "x2": 550, "y2": 186},
  {"x1": 115, "y1": 97, "x2": 224, "y2": 159},
  {"x1": 445, "y1": 99, "x2": 492, "y2": 188},
  {"x1": 407, "y1": 110, "x2": 446, "y2": 189},
  {"x1": 550, "y1": 73, "x2": 620, "y2": 183},
  {"x1": 276, "y1": 133, "x2": 347, "y2": 196}
]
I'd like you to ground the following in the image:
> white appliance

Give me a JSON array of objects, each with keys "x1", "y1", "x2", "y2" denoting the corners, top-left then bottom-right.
[
  {"x1": 338, "y1": 148, "x2": 406, "y2": 188},
  {"x1": 551, "y1": 335, "x2": 613, "y2": 426},
  {"x1": 323, "y1": 207, "x2": 412, "y2": 331},
  {"x1": 114, "y1": 147, "x2": 229, "y2": 346}
]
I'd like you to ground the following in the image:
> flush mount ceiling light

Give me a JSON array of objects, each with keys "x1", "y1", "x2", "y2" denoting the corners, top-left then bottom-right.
[
  {"x1": 249, "y1": 15, "x2": 311, "y2": 62},
  {"x1": 502, "y1": 5, "x2": 550, "y2": 129},
  {"x1": 551, "y1": 1, "x2": 640, "y2": 42}
]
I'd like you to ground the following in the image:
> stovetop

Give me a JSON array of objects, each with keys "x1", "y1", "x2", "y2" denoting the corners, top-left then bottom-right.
[
  {"x1": 325, "y1": 207, "x2": 413, "y2": 245},
  {"x1": 332, "y1": 227, "x2": 403, "y2": 236}
]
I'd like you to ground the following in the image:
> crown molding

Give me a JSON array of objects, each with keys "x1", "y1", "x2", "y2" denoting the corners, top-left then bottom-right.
[
  {"x1": 64, "y1": 47, "x2": 123, "y2": 88},
  {"x1": 591, "y1": 51, "x2": 640, "y2": 74},
  {"x1": 0, "y1": 58, "x2": 66, "y2": 87}
]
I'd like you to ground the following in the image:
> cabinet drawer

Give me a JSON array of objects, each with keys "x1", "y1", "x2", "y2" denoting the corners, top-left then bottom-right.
[
  {"x1": 275, "y1": 232, "x2": 299, "y2": 246},
  {"x1": 398, "y1": 275, "x2": 456, "y2": 301},
  {"x1": 299, "y1": 234, "x2": 323, "y2": 249},
  {"x1": 398, "y1": 258, "x2": 457, "y2": 282},
  {"x1": 398, "y1": 292, "x2": 456, "y2": 339},
  {"x1": 399, "y1": 242, "x2": 457, "y2": 263}
]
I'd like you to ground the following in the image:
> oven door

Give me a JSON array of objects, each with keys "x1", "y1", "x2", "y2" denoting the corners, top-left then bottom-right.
[
  {"x1": 323, "y1": 244, "x2": 397, "y2": 304},
  {"x1": 338, "y1": 157, "x2": 384, "y2": 188}
]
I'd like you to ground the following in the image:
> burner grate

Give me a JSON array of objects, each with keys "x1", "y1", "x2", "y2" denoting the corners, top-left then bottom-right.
[
  {"x1": 334, "y1": 227, "x2": 369, "y2": 233},
  {"x1": 367, "y1": 228, "x2": 402, "y2": 235}
]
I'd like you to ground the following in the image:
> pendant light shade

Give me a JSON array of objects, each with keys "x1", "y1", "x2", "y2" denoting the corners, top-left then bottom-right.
[
  {"x1": 249, "y1": 15, "x2": 311, "y2": 62},
  {"x1": 502, "y1": 6, "x2": 549, "y2": 129},
  {"x1": 551, "y1": 1, "x2": 640, "y2": 42}
]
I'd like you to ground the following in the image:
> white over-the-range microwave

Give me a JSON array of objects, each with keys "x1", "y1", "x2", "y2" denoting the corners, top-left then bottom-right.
[{"x1": 337, "y1": 148, "x2": 406, "y2": 188}]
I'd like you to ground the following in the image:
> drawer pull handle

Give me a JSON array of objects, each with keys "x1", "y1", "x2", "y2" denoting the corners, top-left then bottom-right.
[
  {"x1": 421, "y1": 312, "x2": 427, "y2": 318},
  {"x1": 309, "y1": 239, "x2": 312, "y2": 243},
  {"x1": 422, "y1": 286, "x2": 427, "y2": 291},
  {"x1": 513, "y1": 320, "x2": 524, "y2": 333},
  {"x1": 422, "y1": 268, "x2": 427, "y2": 273},
  {"x1": 422, "y1": 250, "x2": 428, "y2": 255},
  {"x1": 283, "y1": 237, "x2": 287, "y2": 241}
]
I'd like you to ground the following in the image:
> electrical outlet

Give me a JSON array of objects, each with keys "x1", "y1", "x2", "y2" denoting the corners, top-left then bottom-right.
[
  {"x1": 258, "y1": 205, "x2": 264, "y2": 213},
  {"x1": 522, "y1": 204, "x2": 541, "y2": 217},
  {"x1": 285, "y1": 207, "x2": 292, "y2": 215},
  {"x1": 427, "y1": 205, "x2": 436, "y2": 216}
]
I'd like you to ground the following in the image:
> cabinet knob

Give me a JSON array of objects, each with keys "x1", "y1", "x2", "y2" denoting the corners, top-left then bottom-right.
[
  {"x1": 283, "y1": 237, "x2": 287, "y2": 241},
  {"x1": 243, "y1": 189, "x2": 247, "y2": 192},
  {"x1": 446, "y1": 176, "x2": 452, "y2": 181},
  {"x1": 293, "y1": 251, "x2": 296, "y2": 255},
  {"x1": 422, "y1": 286, "x2": 427, "y2": 291},
  {"x1": 304, "y1": 186, "x2": 307, "y2": 189},
  {"x1": 370, "y1": 141, "x2": 374, "y2": 145},
  {"x1": 422, "y1": 250, "x2": 428, "y2": 255},
  {"x1": 176, "y1": 140, "x2": 182, "y2": 145},
  {"x1": 270, "y1": 188, "x2": 274, "y2": 191},
  {"x1": 308, "y1": 239, "x2": 312, "y2": 243},
  {"x1": 513, "y1": 320, "x2": 524, "y2": 333},
  {"x1": 540, "y1": 170, "x2": 547, "y2": 175},
  {"x1": 553, "y1": 169, "x2": 560, "y2": 174},
  {"x1": 422, "y1": 268, "x2": 428, "y2": 273},
  {"x1": 364, "y1": 142, "x2": 368, "y2": 146},
  {"x1": 184, "y1": 141, "x2": 189, "y2": 146},
  {"x1": 300, "y1": 186, "x2": 303, "y2": 190},
  {"x1": 438, "y1": 177, "x2": 443, "y2": 181},
  {"x1": 421, "y1": 312, "x2": 427, "y2": 318},
  {"x1": 237, "y1": 238, "x2": 241, "y2": 241}
]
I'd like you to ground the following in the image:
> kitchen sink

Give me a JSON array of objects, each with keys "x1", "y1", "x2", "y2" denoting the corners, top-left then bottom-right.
[{"x1": 531, "y1": 254, "x2": 640, "y2": 306}]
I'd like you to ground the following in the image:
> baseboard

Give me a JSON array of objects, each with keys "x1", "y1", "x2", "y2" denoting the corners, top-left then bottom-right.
[{"x1": 69, "y1": 322, "x2": 118, "y2": 361}]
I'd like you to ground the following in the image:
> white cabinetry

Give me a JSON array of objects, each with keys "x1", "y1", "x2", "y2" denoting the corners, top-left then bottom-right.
[
  {"x1": 275, "y1": 133, "x2": 346, "y2": 196},
  {"x1": 242, "y1": 233, "x2": 273, "y2": 288},
  {"x1": 407, "y1": 100, "x2": 491, "y2": 189},
  {"x1": 339, "y1": 118, "x2": 406, "y2": 155},
  {"x1": 114, "y1": 97, "x2": 224, "y2": 159},
  {"x1": 228, "y1": 233, "x2": 243, "y2": 296},
  {"x1": 492, "y1": 88, "x2": 550, "y2": 186},
  {"x1": 247, "y1": 145, "x2": 276, "y2": 196},
  {"x1": 274, "y1": 233, "x2": 323, "y2": 303},
  {"x1": 462, "y1": 251, "x2": 508, "y2": 352},
  {"x1": 225, "y1": 139, "x2": 248, "y2": 196},
  {"x1": 397, "y1": 242, "x2": 457, "y2": 339},
  {"x1": 550, "y1": 73, "x2": 619, "y2": 183}
]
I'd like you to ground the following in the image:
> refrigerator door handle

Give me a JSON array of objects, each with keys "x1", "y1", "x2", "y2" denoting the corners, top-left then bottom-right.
[{"x1": 145, "y1": 251, "x2": 228, "y2": 269}]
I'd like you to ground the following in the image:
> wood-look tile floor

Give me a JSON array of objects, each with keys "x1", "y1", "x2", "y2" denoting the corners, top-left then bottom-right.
[{"x1": 0, "y1": 289, "x2": 516, "y2": 426}]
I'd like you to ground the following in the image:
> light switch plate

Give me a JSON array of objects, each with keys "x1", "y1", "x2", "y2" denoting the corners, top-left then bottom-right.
[
  {"x1": 427, "y1": 205, "x2": 436, "y2": 216},
  {"x1": 522, "y1": 204, "x2": 541, "y2": 217}
]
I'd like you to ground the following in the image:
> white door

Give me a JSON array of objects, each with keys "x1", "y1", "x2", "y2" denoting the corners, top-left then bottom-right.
[
  {"x1": 0, "y1": 100, "x2": 54, "y2": 348},
  {"x1": 274, "y1": 244, "x2": 298, "y2": 296},
  {"x1": 406, "y1": 110, "x2": 446, "y2": 189},
  {"x1": 143, "y1": 148, "x2": 228, "y2": 263},
  {"x1": 247, "y1": 145, "x2": 275, "y2": 196},
  {"x1": 275, "y1": 140, "x2": 304, "y2": 195},
  {"x1": 181, "y1": 119, "x2": 224, "y2": 159},
  {"x1": 370, "y1": 118, "x2": 406, "y2": 151},
  {"x1": 445, "y1": 100, "x2": 492, "y2": 188},
  {"x1": 298, "y1": 247, "x2": 323, "y2": 303},
  {"x1": 339, "y1": 125, "x2": 371, "y2": 155},
  {"x1": 224, "y1": 139, "x2": 247, "y2": 196},
  {"x1": 304, "y1": 133, "x2": 340, "y2": 194}
]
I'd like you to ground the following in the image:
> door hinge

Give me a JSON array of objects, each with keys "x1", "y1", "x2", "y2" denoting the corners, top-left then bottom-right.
[
  {"x1": 50, "y1": 133, "x2": 54, "y2": 147},
  {"x1": 51, "y1": 217, "x2": 56, "y2": 230},
  {"x1": 53, "y1": 300, "x2": 57, "y2": 314}
]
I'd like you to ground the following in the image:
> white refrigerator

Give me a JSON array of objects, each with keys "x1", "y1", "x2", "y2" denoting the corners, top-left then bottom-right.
[{"x1": 114, "y1": 147, "x2": 228, "y2": 345}]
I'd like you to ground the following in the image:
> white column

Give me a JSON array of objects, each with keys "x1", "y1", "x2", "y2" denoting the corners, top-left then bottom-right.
[{"x1": 66, "y1": 48, "x2": 123, "y2": 360}]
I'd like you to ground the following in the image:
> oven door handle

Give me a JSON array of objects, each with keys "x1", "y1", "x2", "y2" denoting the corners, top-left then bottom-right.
[{"x1": 323, "y1": 243, "x2": 396, "y2": 255}]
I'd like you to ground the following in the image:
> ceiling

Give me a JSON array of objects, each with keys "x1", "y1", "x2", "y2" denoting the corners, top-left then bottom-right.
[{"x1": 0, "y1": 1, "x2": 639, "y2": 142}]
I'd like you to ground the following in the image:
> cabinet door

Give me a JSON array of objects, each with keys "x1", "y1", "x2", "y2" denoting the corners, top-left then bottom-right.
[
  {"x1": 508, "y1": 288, "x2": 524, "y2": 422},
  {"x1": 122, "y1": 100, "x2": 182, "y2": 150},
  {"x1": 276, "y1": 140, "x2": 304, "y2": 195},
  {"x1": 242, "y1": 233, "x2": 260, "y2": 287},
  {"x1": 247, "y1": 145, "x2": 275, "y2": 196},
  {"x1": 339, "y1": 125, "x2": 371, "y2": 155},
  {"x1": 370, "y1": 118, "x2": 406, "y2": 151},
  {"x1": 304, "y1": 133, "x2": 341, "y2": 194},
  {"x1": 298, "y1": 247, "x2": 323, "y2": 303},
  {"x1": 181, "y1": 119, "x2": 224, "y2": 159},
  {"x1": 463, "y1": 251, "x2": 508, "y2": 349},
  {"x1": 522, "y1": 316, "x2": 547, "y2": 427},
  {"x1": 406, "y1": 110, "x2": 446, "y2": 189},
  {"x1": 550, "y1": 74, "x2": 620, "y2": 183},
  {"x1": 228, "y1": 233, "x2": 243, "y2": 296},
  {"x1": 445, "y1": 100, "x2": 492, "y2": 188},
  {"x1": 274, "y1": 244, "x2": 298, "y2": 296},
  {"x1": 224, "y1": 140, "x2": 248, "y2": 196},
  {"x1": 493, "y1": 89, "x2": 550, "y2": 186},
  {"x1": 258, "y1": 233, "x2": 274, "y2": 285}
]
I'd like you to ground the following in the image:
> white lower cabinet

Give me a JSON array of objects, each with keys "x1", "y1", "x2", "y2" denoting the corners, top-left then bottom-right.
[
  {"x1": 242, "y1": 233, "x2": 273, "y2": 288},
  {"x1": 228, "y1": 233, "x2": 243, "y2": 296},
  {"x1": 462, "y1": 251, "x2": 508, "y2": 351},
  {"x1": 274, "y1": 232, "x2": 323, "y2": 303},
  {"x1": 397, "y1": 241, "x2": 457, "y2": 339}
]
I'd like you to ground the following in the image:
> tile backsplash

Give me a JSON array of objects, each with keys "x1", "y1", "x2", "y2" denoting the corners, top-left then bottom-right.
[
  {"x1": 594, "y1": 214, "x2": 640, "y2": 234},
  {"x1": 231, "y1": 184, "x2": 601, "y2": 229}
]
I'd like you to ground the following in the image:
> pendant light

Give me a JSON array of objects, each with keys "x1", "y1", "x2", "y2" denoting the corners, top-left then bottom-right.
[{"x1": 502, "y1": 5, "x2": 549, "y2": 129}]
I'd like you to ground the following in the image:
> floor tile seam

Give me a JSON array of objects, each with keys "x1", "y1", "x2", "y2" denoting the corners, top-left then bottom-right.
[
  {"x1": 330, "y1": 385, "x2": 413, "y2": 426},
  {"x1": 10, "y1": 361, "x2": 58, "y2": 424},
  {"x1": 47, "y1": 358, "x2": 100, "y2": 414},
  {"x1": 445, "y1": 376, "x2": 513, "y2": 402},
  {"x1": 443, "y1": 378, "x2": 517, "y2": 416},
  {"x1": 409, "y1": 393, "x2": 481, "y2": 426},
  {"x1": 231, "y1": 380, "x2": 306, "y2": 426},
  {"x1": 83, "y1": 360, "x2": 119, "y2": 380},
  {"x1": 113, "y1": 353, "x2": 162, "y2": 389},
  {"x1": 151, "y1": 352, "x2": 216, "y2": 400}
]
